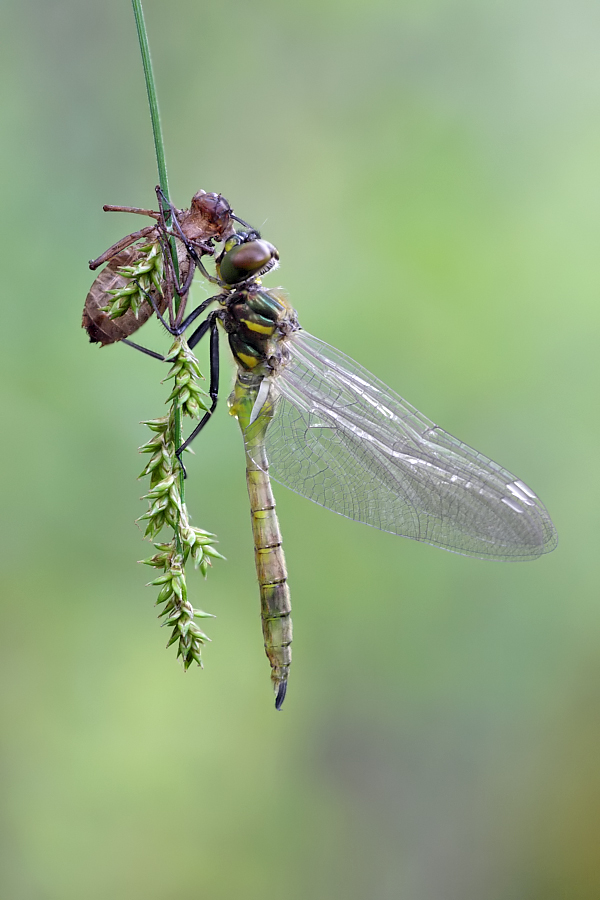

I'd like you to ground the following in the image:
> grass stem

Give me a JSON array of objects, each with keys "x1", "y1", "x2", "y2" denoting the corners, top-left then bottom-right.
[{"x1": 131, "y1": 0, "x2": 185, "y2": 518}]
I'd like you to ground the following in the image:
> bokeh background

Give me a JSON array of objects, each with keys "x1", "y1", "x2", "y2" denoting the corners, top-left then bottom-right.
[{"x1": 1, "y1": 0, "x2": 599, "y2": 897}]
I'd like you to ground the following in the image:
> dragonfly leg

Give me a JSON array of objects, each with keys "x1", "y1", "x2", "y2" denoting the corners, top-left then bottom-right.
[
  {"x1": 156, "y1": 186, "x2": 223, "y2": 286},
  {"x1": 231, "y1": 213, "x2": 254, "y2": 230},
  {"x1": 170, "y1": 227, "x2": 220, "y2": 285},
  {"x1": 103, "y1": 204, "x2": 161, "y2": 218},
  {"x1": 177, "y1": 257, "x2": 196, "y2": 298},
  {"x1": 121, "y1": 339, "x2": 168, "y2": 362},
  {"x1": 119, "y1": 295, "x2": 223, "y2": 365},
  {"x1": 172, "y1": 294, "x2": 226, "y2": 338},
  {"x1": 133, "y1": 279, "x2": 176, "y2": 334},
  {"x1": 167, "y1": 258, "x2": 198, "y2": 330},
  {"x1": 89, "y1": 225, "x2": 157, "y2": 270},
  {"x1": 176, "y1": 313, "x2": 220, "y2": 474}
]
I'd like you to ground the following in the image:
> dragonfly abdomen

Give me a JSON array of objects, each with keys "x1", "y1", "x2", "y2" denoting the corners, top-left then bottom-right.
[{"x1": 246, "y1": 450, "x2": 292, "y2": 710}]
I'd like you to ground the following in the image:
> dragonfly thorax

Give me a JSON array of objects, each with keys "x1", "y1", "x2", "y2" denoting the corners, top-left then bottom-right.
[{"x1": 223, "y1": 286, "x2": 299, "y2": 375}]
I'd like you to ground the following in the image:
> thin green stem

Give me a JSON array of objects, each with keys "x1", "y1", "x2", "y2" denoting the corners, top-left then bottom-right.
[
  {"x1": 131, "y1": 1, "x2": 179, "y2": 274},
  {"x1": 131, "y1": 0, "x2": 169, "y2": 201},
  {"x1": 131, "y1": 0, "x2": 185, "y2": 518}
]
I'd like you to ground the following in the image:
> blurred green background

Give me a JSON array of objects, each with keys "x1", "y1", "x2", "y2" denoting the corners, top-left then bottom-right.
[{"x1": 1, "y1": 0, "x2": 599, "y2": 897}]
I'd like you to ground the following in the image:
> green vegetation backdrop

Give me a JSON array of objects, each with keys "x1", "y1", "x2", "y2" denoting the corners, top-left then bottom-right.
[{"x1": 1, "y1": 1, "x2": 599, "y2": 897}]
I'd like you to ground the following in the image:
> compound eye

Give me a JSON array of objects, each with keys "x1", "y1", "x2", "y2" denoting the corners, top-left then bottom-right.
[
  {"x1": 230, "y1": 240, "x2": 277, "y2": 272},
  {"x1": 219, "y1": 239, "x2": 278, "y2": 285}
]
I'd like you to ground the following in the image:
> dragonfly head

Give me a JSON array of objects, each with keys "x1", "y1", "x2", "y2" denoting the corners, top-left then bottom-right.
[{"x1": 217, "y1": 231, "x2": 279, "y2": 286}]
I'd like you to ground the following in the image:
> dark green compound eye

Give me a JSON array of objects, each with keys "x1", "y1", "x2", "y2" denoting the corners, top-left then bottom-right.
[{"x1": 219, "y1": 238, "x2": 279, "y2": 285}]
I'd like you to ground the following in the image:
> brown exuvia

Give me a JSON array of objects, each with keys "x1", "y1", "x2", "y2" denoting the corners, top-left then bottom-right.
[{"x1": 83, "y1": 190, "x2": 236, "y2": 346}]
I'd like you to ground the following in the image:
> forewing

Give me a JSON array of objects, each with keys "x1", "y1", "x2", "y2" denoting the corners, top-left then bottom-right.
[{"x1": 245, "y1": 331, "x2": 557, "y2": 560}]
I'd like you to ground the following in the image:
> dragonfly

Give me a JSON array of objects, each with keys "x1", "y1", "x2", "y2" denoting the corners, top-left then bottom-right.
[{"x1": 86, "y1": 196, "x2": 558, "y2": 710}]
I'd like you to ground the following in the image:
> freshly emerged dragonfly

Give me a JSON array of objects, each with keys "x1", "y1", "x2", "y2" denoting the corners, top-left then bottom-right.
[{"x1": 85, "y1": 196, "x2": 558, "y2": 709}]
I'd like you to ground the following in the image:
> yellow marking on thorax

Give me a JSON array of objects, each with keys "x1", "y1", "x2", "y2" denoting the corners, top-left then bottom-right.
[
  {"x1": 236, "y1": 351, "x2": 260, "y2": 369},
  {"x1": 241, "y1": 319, "x2": 275, "y2": 335}
]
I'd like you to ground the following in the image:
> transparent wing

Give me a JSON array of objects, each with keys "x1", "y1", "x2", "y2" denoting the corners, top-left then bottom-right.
[{"x1": 244, "y1": 331, "x2": 557, "y2": 560}]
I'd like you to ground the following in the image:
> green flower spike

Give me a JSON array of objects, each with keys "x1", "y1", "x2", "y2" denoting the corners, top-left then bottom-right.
[
  {"x1": 138, "y1": 336, "x2": 224, "y2": 669},
  {"x1": 102, "y1": 241, "x2": 164, "y2": 319}
]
